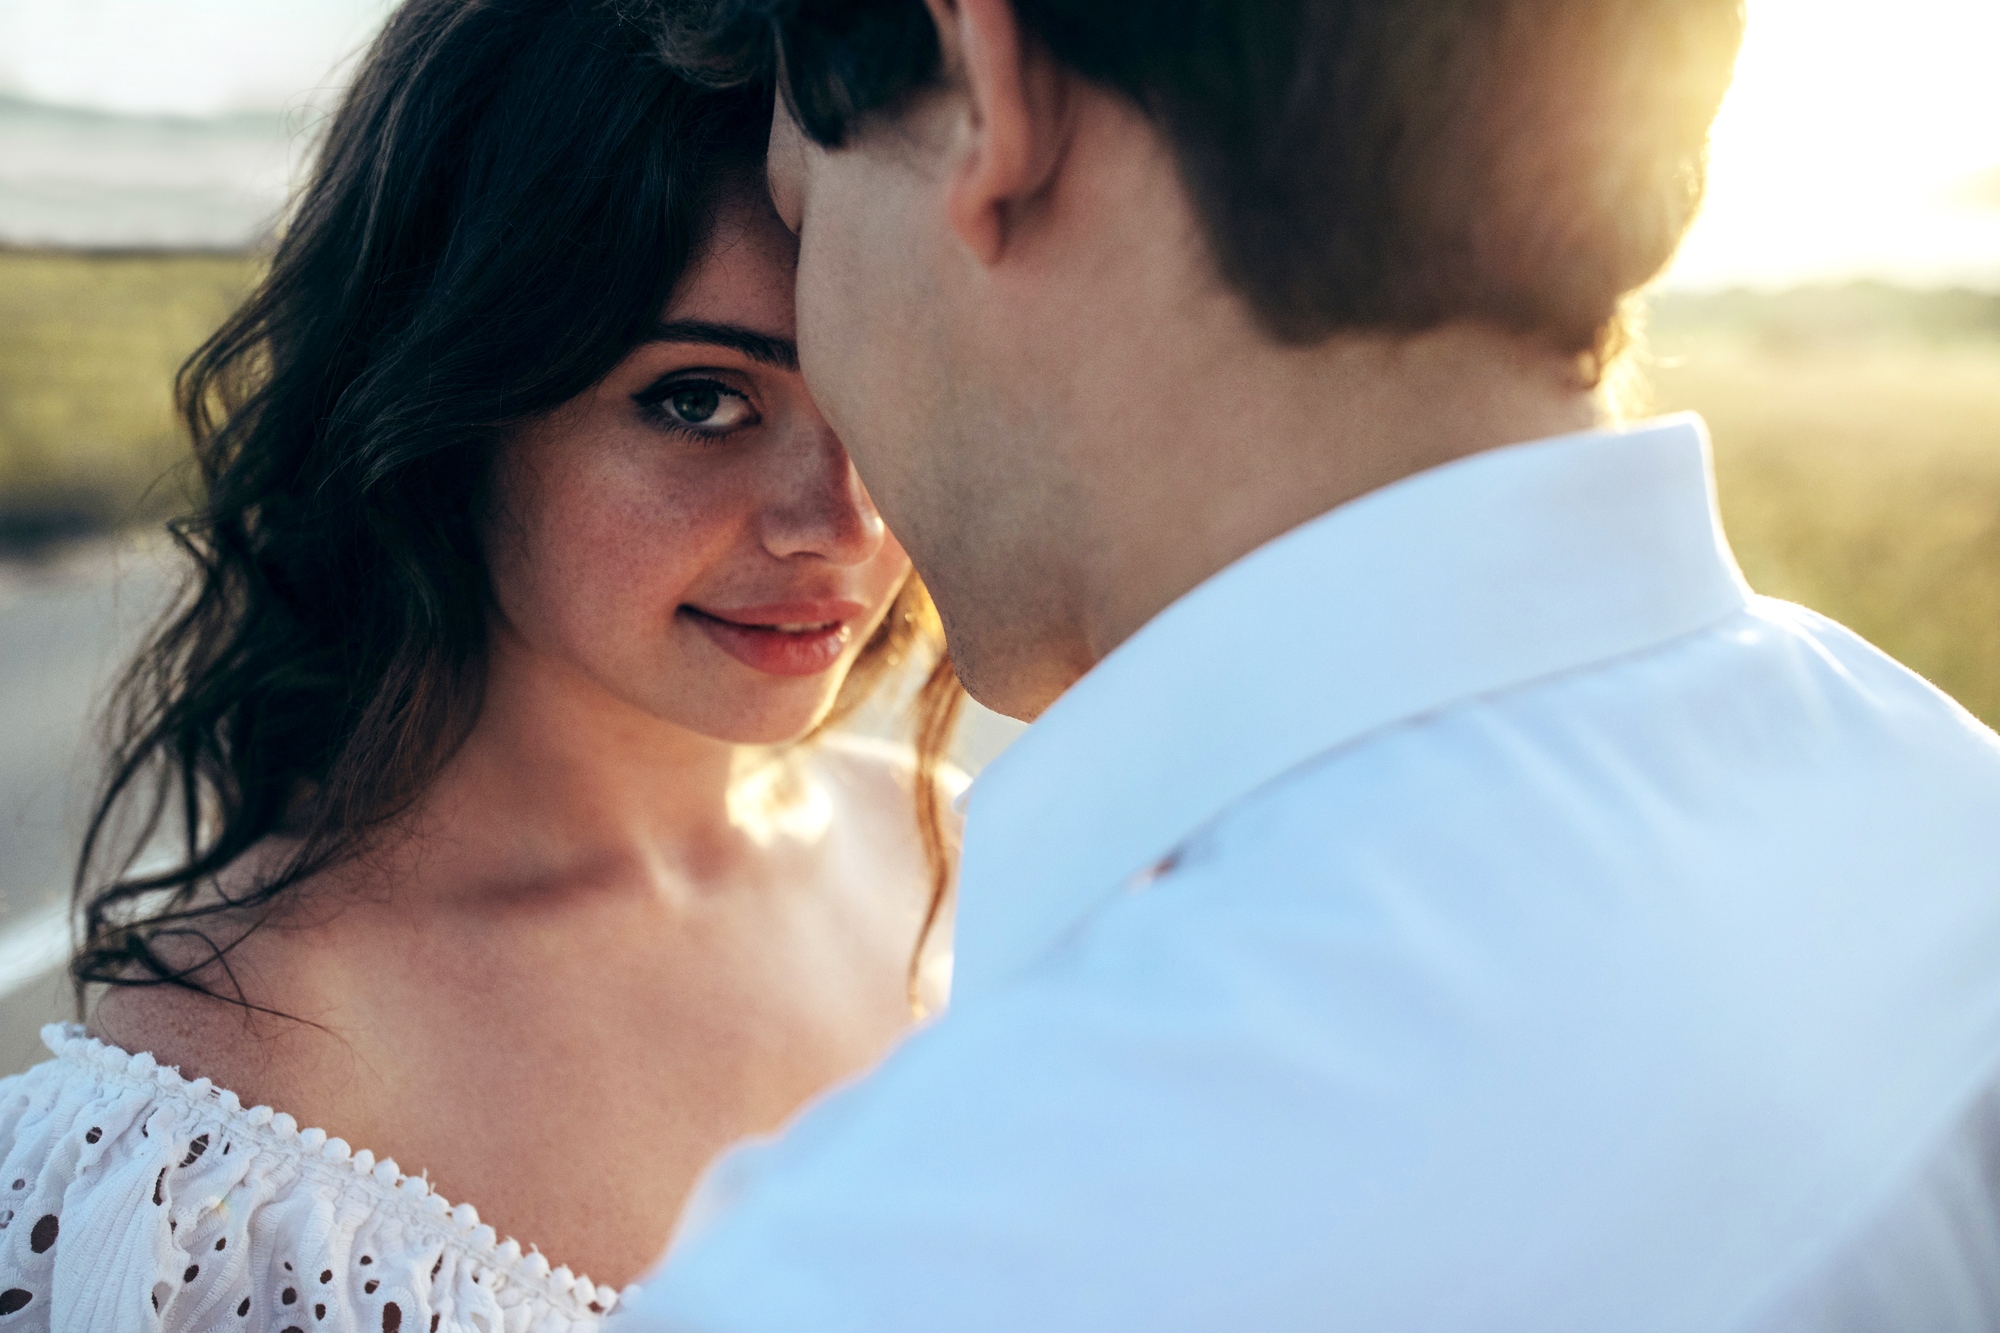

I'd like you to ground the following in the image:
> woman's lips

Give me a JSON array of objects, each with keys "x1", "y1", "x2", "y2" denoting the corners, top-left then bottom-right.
[{"x1": 680, "y1": 600, "x2": 867, "y2": 678}]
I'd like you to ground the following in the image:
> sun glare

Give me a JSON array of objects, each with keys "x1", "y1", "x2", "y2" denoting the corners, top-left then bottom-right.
[
  {"x1": 1668, "y1": 0, "x2": 2000, "y2": 289},
  {"x1": 2, "y1": 0, "x2": 1994, "y2": 289}
]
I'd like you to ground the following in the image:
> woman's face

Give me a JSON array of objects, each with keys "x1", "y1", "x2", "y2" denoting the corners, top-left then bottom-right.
[{"x1": 484, "y1": 187, "x2": 912, "y2": 745}]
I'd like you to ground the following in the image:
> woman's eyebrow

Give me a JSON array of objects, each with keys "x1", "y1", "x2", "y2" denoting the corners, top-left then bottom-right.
[{"x1": 648, "y1": 319, "x2": 799, "y2": 371}]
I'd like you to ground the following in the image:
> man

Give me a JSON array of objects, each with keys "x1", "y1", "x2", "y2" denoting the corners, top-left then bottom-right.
[{"x1": 621, "y1": 2, "x2": 2000, "y2": 1328}]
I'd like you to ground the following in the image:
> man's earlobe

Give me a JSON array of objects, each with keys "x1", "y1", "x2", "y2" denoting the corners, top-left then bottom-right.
[{"x1": 937, "y1": 0, "x2": 1063, "y2": 265}]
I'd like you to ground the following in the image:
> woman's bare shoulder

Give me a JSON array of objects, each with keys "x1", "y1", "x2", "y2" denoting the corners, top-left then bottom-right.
[
  {"x1": 84, "y1": 876, "x2": 358, "y2": 1106},
  {"x1": 815, "y1": 731, "x2": 971, "y2": 810},
  {"x1": 87, "y1": 976, "x2": 298, "y2": 1100}
]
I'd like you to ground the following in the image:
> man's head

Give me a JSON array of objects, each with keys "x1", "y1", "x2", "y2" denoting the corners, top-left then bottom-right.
[{"x1": 673, "y1": 0, "x2": 1744, "y2": 718}]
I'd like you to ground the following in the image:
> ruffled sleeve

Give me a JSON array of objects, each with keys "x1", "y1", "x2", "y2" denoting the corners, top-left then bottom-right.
[{"x1": 0, "y1": 1025, "x2": 631, "y2": 1333}]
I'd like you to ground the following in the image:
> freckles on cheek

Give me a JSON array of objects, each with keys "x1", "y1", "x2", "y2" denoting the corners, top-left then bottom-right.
[
  {"x1": 583, "y1": 484, "x2": 717, "y2": 608},
  {"x1": 858, "y1": 548, "x2": 916, "y2": 633},
  {"x1": 520, "y1": 461, "x2": 719, "y2": 645}
]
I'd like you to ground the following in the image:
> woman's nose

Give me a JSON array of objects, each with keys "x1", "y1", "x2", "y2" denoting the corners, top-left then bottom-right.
[{"x1": 759, "y1": 422, "x2": 887, "y2": 566}]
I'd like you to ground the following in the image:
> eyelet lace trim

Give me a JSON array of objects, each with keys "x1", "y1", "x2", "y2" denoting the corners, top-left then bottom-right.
[{"x1": 39, "y1": 1023, "x2": 637, "y2": 1318}]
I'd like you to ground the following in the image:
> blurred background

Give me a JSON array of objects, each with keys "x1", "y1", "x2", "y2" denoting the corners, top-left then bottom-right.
[{"x1": 1, "y1": 0, "x2": 1997, "y2": 1071}]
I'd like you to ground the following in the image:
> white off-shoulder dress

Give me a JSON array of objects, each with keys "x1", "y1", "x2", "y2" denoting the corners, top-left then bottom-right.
[{"x1": 0, "y1": 1025, "x2": 632, "y2": 1332}]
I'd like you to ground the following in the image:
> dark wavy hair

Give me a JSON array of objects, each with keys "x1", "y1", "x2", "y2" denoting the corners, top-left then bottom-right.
[{"x1": 75, "y1": 0, "x2": 963, "y2": 1012}]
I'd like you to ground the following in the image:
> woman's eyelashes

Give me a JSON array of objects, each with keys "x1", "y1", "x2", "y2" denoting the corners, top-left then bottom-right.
[{"x1": 634, "y1": 374, "x2": 759, "y2": 439}]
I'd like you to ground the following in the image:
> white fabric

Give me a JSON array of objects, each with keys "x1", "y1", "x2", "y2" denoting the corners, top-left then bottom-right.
[
  {"x1": 621, "y1": 415, "x2": 2000, "y2": 1332},
  {"x1": 0, "y1": 1024, "x2": 628, "y2": 1332}
]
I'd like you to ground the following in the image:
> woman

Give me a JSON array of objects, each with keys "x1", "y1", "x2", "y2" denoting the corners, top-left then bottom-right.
[{"x1": 0, "y1": 1, "x2": 961, "y2": 1327}]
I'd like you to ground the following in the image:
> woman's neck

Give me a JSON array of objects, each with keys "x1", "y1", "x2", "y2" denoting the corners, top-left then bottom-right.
[{"x1": 386, "y1": 627, "x2": 772, "y2": 911}]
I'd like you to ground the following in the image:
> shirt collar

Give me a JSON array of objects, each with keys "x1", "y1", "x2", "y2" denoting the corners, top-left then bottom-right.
[{"x1": 951, "y1": 414, "x2": 1751, "y2": 1005}]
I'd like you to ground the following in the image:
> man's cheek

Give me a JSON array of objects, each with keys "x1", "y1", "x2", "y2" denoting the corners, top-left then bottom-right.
[
  {"x1": 794, "y1": 263, "x2": 865, "y2": 444},
  {"x1": 802, "y1": 222, "x2": 880, "y2": 381}
]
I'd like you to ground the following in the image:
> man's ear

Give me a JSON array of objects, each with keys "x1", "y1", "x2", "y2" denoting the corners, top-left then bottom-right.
[{"x1": 924, "y1": 0, "x2": 1066, "y2": 264}]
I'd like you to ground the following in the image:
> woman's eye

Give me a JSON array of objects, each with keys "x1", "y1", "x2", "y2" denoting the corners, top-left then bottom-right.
[
  {"x1": 670, "y1": 385, "x2": 723, "y2": 423},
  {"x1": 640, "y1": 378, "x2": 757, "y2": 434}
]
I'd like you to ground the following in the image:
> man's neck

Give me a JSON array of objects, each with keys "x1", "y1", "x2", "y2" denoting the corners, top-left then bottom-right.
[
  {"x1": 1075, "y1": 321, "x2": 1603, "y2": 668},
  {"x1": 938, "y1": 87, "x2": 1608, "y2": 721}
]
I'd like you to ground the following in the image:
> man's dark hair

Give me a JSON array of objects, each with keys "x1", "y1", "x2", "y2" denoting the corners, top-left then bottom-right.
[{"x1": 672, "y1": 0, "x2": 1745, "y2": 371}]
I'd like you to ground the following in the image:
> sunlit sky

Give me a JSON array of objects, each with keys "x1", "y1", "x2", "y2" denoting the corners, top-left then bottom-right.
[
  {"x1": 0, "y1": 0, "x2": 397, "y2": 117},
  {"x1": 1, "y1": 0, "x2": 1996, "y2": 288},
  {"x1": 1675, "y1": 0, "x2": 2000, "y2": 288}
]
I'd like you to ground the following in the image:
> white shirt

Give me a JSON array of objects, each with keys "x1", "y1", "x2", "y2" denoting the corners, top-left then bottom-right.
[{"x1": 620, "y1": 415, "x2": 2000, "y2": 1332}]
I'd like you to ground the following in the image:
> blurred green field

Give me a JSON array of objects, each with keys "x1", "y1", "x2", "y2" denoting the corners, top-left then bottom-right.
[
  {"x1": 0, "y1": 248, "x2": 256, "y2": 543},
  {"x1": 2, "y1": 249, "x2": 1998, "y2": 726},
  {"x1": 1645, "y1": 291, "x2": 2000, "y2": 726}
]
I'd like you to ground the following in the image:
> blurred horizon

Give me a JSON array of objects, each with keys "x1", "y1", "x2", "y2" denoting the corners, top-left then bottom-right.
[
  {"x1": 0, "y1": 0, "x2": 395, "y2": 116},
  {"x1": 1, "y1": 0, "x2": 1997, "y2": 288}
]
